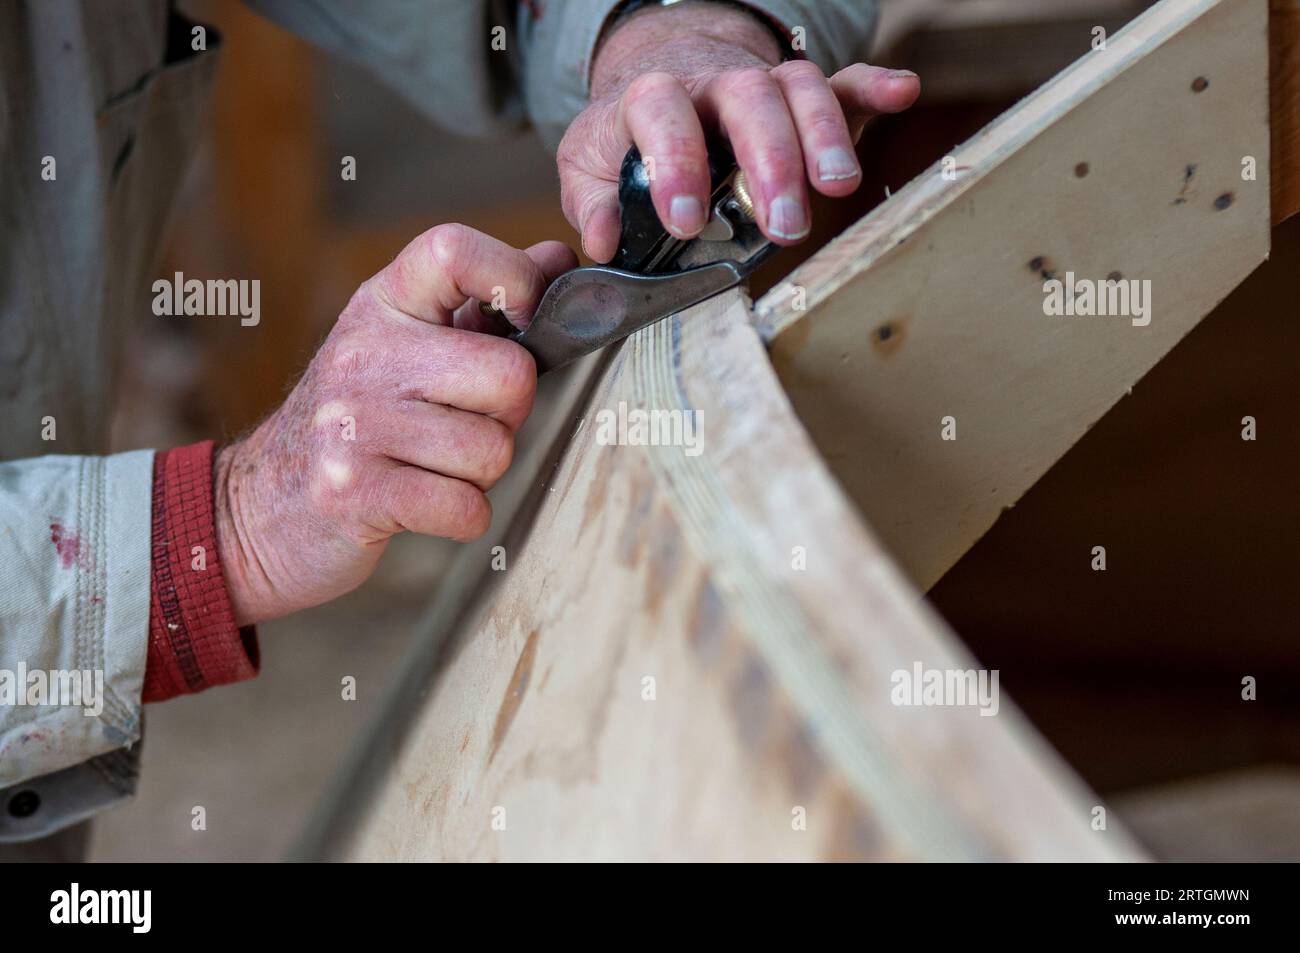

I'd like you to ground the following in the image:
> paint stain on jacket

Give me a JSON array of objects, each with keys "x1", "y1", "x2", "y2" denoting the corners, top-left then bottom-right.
[{"x1": 49, "y1": 519, "x2": 88, "y2": 570}]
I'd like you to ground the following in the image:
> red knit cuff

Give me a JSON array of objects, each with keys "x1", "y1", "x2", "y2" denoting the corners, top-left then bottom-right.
[{"x1": 144, "y1": 440, "x2": 259, "y2": 702}]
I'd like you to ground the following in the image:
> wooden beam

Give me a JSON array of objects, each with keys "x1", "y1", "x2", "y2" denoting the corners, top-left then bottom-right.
[
  {"x1": 756, "y1": 0, "x2": 1270, "y2": 590},
  {"x1": 1273, "y1": 0, "x2": 1300, "y2": 223},
  {"x1": 304, "y1": 293, "x2": 1139, "y2": 861}
]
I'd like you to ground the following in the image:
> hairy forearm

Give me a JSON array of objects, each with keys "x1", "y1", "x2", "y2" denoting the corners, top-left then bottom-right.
[{"x1": 591, "y1": 2, "x2": 783, "y2": 99}]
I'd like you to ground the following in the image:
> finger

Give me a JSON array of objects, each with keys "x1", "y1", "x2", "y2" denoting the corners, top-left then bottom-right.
[
  {"x1": 349, "y1": 324, "x2": 535, "y2": 429},
  {"x1": 378, "y1": 223, "x2": 551, "y2": 328},
  {"x1": 372, "y1": 462, "x2": 493, "y2": 542},
  {"x1": 453, "y1": 241, "x2": 579, "y2": 334},
  {"x1": 616, "y1": 72, "x2": 711, "y2": 240},
  {"x1": 771, "y1": 60, "x2": 860, "y2": 197},
  {"x1": 383, "y1": 401, "x2": 515, "y2": 492},
  {"x1": 697, "y1": 68, "x2": 810, "y2": 245},
  {"x1": 828, "y1": 64, "x2": 921, "y2": 142}
]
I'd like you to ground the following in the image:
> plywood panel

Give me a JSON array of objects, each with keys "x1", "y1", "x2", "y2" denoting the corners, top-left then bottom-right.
[
  {"x1": 757, "y1": 0, "x2": 1271, "y2": 590},
  {"x1": 308, "y1": 294, "x2": 1138, "y2": 862}
]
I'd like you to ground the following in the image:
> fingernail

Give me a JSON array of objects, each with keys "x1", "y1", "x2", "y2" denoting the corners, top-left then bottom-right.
[
  {"x1": 888, "y1": 69, "x2": 918, "y2": 80},
  {"x1": 767, "y1": 196, "x2": 809, "y2": 240},
  {"x1": 817, "y1": 147, "x2": 860, "y2": 182},
  {"x1": 669, "y1": 195, "x2": 706, "y2": 236}
]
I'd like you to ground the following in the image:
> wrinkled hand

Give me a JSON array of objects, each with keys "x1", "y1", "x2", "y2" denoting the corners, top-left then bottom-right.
[
  {"x1": 214, "y1": 225, "x2": 577, "y2": 626},
  {"x1": 558, "y1": 2, "x2": 921, "y2": 262}
]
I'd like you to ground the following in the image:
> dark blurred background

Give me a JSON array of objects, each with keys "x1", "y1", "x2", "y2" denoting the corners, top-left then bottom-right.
[{"x1": 95, "y1": 0, "x2": 1298, "y2": 861}]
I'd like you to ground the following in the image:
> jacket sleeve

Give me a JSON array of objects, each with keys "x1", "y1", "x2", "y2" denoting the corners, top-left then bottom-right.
[
  {"x1": 0, "y1": 451, "x2": 153, "y2": 791},
  {"x1": 242, "y1": 0, "x2": 879, "y2": 148}
]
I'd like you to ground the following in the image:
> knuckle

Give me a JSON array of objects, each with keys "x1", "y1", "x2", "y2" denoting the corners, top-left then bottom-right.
[
  {"x1": 806, "y1": 111, "x2": 849, "y2": 142},
  {"x1": 423, "y1": 222, "x2": 472, "y2": 274},
  {"x1": 450, "y1": 484, "x2": 491, "y2": 541},
  {"x1": 346, "y1": 276, "x2": 382, "y2": 315},
  {"x1": 721, "y1": 67, "x2": 776, "y2": 101},
  {"x1": 624, "y1": 71, "x2": 679, "y2": 108},
  {"x1": 320, "y1": 336, "x2": 372, "y2": 381},
  {"x1": 653, "y1": 132, "x2": 705, "y2": 159},
  {"x1": 481, "y1": 424, "x2": 515, "y2": 483},
  {"x1": 835, "y1": 62, "x2": 876, "y2": 84},
  {"x1": 752, "y1": 143, "x2": 805, "y2": 182},
  {"x1": 773, "y1": 59, "x2": 825, "y2": 85},
  {"x1": 344, "y1": 273, "x2": 400, "y2": 325},
  {"x1": 648, "y1": 138, "x2": 707, "y2": 182},
  {"x1": 491, "y1": 341, "x2": 537, "y2": 408}
]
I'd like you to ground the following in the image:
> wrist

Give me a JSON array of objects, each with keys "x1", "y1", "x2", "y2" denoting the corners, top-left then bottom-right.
[
  {"x1": 592, "y1": 1, "x2": 783, "y2": 99},
  {"x1": 213, "y1": 440, "x2": 271, "y2": 627}
]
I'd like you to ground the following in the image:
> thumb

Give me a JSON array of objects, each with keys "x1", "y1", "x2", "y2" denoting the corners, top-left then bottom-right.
[
  {"x1": 562, "y1": 171, "x2": 622, "y2": 263},
  {"x1": 830, "y1": 64, "x2": 921, "y2": 142}
]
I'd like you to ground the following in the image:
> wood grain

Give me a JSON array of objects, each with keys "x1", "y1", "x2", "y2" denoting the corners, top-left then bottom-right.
[
  {"x1": 305, "y1": 293, "x2": 1139, "y2": 862},
  {"x1": 756, "y1": 0, "x2": 1271, "y2": 590}
]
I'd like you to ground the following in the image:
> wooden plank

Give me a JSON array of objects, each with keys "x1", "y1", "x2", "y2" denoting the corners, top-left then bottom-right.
[
  {"x1": 1273, "y1": 0, "x2": 1300, "y2": 223},
  {"x1": 756, "y1": 0, "x2": 1270, "y2": 590},
  {"x1": 302, "y1": 292, "x2": 1140, "y2": 862}
]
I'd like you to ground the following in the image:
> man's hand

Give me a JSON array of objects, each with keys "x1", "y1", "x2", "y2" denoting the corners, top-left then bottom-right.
[
  {"x1": 213, "y1": 225, "x2": 577, "y2": 626},
  {"x1": 558, "y1": 2, "x2": 920, "y2": 262}
]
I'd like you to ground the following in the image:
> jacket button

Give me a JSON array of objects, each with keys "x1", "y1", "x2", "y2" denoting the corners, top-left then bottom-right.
[{"x1": 7, "y1": 790, "x2": 40, "y2": 818}]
